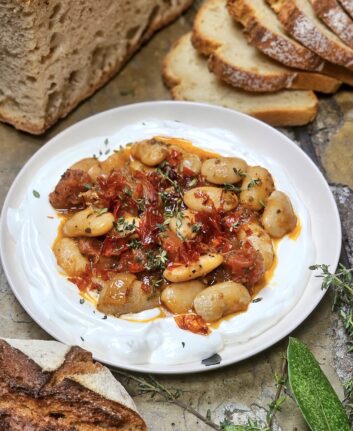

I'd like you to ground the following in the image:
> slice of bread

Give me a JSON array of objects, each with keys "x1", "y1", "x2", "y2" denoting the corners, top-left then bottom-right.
[
  {"x1": 338, "y1": 0, "x2": 353, "y2": 19},
  {"x1": 191, "y1": 0, "x2": 341, "y2": 93},
  {"x1": 163, "y1": 33, "x2": 319, "y2": 126},
  {"x1": 229, "y1": 0, "x2": 353, "y2": 86},
  {"x1": 267, "y1": 0, "x2": 353, "y2": 70},
  {"x1": 227, "y1": 0, "x2": 323, "y2": 71},
  {"x1": 0, "y1": 0, "x2": 192, "y2": 135},
  {"x1": 228, "y1": 0, "x2": 353, "y2": 86},
  {"x1": 311, "y1": 0, "x2": 353, "y2": 48},
  {"x1": 0, "y1": 338, "x2": 146, "y2": 430}
]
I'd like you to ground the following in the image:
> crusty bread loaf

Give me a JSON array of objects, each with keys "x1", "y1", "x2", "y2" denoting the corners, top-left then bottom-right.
[
  {"x1": 163, "y1": 33, "x2": 318, "y2": 126},
  {"x1": 0, "y1": 338, "x2": 146, "y2": 430},
  {"x1": 338, "y1": 0, "x2": 353, "y2": 19},
  {"x1": 311, "y1": 0, "x2": 353, "y2": 48},
  {"x1": 0, "y1": 0, "x2": 192, "y2": 135},
  {"x1": 267, "y1": 0, "x2": 353, "y2": 70},
  {"x1": 192, "y1": 0, "x2": 341, "y2": 93},
  {"x1": 229, "y1": 0, "x2": 353, "y2": 86},
  {"x1": 227, "y1": 0, "x2": 323, "y2": 71}
]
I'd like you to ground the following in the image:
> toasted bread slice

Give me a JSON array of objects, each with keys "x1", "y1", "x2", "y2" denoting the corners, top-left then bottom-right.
[
  {"x1": 311, "y1": 0, "x2": 353, "y2": 48},
  {"x1": 338, "y1": 0, "x2": 353, "y2": 19},
  {"x1": 227, "y1": 0, "x2": 323, "y2": 70},
  {"x1": 163, "y1": 33, "x2": 318, "y2": 126},
  {"x1": 191, "y1": 0, "x2": 341, "y2": 93},
  {"x1": 267, "y1": 0, "x2": 353, "y2": 70}
]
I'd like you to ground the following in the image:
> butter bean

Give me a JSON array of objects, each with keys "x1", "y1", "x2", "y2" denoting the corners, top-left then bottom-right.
[
  {"x1": 63, "y1": 207, "x2": 115, "y2": 237},
  {"x1": 163, "y1": 254, "x2": 223, "y2": 282}
]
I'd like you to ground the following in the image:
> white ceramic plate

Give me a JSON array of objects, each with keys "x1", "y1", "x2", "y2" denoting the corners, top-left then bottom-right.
[{"x1": 0, "y1": 102, "x2": 341, "y2": 374}]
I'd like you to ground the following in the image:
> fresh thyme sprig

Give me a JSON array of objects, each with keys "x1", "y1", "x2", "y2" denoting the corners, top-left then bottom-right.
[
  {"x1": 309, "y1": 263, "x2": 353, "y2": 417},
  {"x1": 309, "y1": 264, "x2": 353, "y2": 352}
]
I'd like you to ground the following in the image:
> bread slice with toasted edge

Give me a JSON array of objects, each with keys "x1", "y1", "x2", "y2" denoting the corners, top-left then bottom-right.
[
  {"x1": 163, "y1": 33, "x2": 318, "y2": 126},
  {"x1": 0, "y1": 0, "x2": 193, "y2": 135},
  {"x1": 191, "y1": 0, "x2": 341, "y2": 93},
  {"x1": 229, "y1": 0, "x2": 353, "y2": 86},
  {"x1": 227, "y1": 0, "x2": 323, "y2": 71},
  {"x1": 311, "y1": 0, "x2": 353, "y2": 48},
  {"x1": 338, "y1": 0, "x2": 353, "y2": 19},
  {"x1": 228, "y1": 0, "x2": 353, "y2": 86},
  {"x1": 267, "y1": 0, "x2": 353, "y2": 70},
  {"x1": 0, "y1": 338, "x2": 147, "y2": 430}
]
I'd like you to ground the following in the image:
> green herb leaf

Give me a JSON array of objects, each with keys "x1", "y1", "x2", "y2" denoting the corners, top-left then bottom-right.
[
  {"x1": 247, "y1": 178, "x2": 262, "y2": 189},
  {"x1": 95, "y1": 207, "x2": 108, "y2": 216},
  {"x1": 191, "y1": 223, "x2": 202, "y2": 234},
  {"x1": 233, "y1": 168, "x2": 246, "y2": 177},
  {"x1": 33, "y1": 190, "x2": 40, "y2": 198},
  {"x1": 288, "y1": 337, "x2": 350, "y2": 431},
  {"x1": 223, "y1": 183, "x2": 241, "y2": 192}
]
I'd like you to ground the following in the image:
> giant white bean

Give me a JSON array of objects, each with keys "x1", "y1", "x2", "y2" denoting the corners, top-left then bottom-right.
[
  {"x1": 169, "y1": 210, "x2": 196, "y2": 240},
  {"x1": 63, "y1": 207, "x2": 115, "y2": 237},
  {"x1": 163, "y1": 254, "x2": 224, "y2": 283},
  {"x1": 97, "y1": 275, "x2": 160, "y2": 316},
  {"x1": 71, "y1": 157, "x2": 102, "y2": 181},
  {"x1": 201, "y1": 157, "x2": 248, "y2": 184},
  {"x1": 240, "y1": 166, "x2": 275, "y2": 210},
  {"x1": 161, "y1": 281, "x2": 205, "y2": 314},
  {"x1": 181, "y1": 153, "x2": 202, "y2": 176},
  {"x1": 131, "y1": 139, "x2": 168, "y2": 167},
  {"x1": 183, "y1": 187, "x2": 238, "y2": 213},
  {"x1": 193, "y1": 281, "x2": 251, "y2": 322},
  {"x1": 261, "y1": 191, "x2": 297, "y2": 238},
  {"x1": 53, "y1": 238, "x2": 88, "y2": 276},
  {"x1": 238, "y1": 222, "x2": 274, "y2": 270}
]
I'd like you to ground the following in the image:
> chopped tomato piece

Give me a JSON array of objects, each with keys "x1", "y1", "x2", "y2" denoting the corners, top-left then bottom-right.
[
  {"x1": 223, "y1": 242, "x2": 264, "y2": 286},
  {"x1": 174, "y1": 314, "x2": 209, "y2": 335}
]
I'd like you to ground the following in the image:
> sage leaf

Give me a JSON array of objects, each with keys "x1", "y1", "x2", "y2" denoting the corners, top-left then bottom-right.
[{"x1": 288, "y1": 337, "x2": 350, "y2": 431}]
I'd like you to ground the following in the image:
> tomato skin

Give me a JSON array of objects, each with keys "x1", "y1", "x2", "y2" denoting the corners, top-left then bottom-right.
[
  {"x1": 101, "y1": 236, "x2": 129, "y2": 257},
  {"x1": 116, "y1": 250, "x2": 145, "y2": 273},
  {"x1": 138, "y1": 206, "x2": 164, "y2": 246},
  {"x1": 223, "y1": 242, "x2": 264, "y2": 286},
  {"x1": 166, "y1": 149, "x2": 182, "y2": 168},
  {"x1": 174, "y1": 314, "x2": 209, "y2": 335},
  {"x1": 223, "y1": 206, "x2": 258, "y2": 232}
]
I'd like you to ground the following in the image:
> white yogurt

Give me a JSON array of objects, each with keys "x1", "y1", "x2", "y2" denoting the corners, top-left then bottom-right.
[{"x1": 7, "y1": 120, "x2": 315, "y2": 365}]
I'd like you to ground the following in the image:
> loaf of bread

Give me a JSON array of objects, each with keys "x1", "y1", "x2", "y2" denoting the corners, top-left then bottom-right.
[
  {"x1": 0, "y1": 0, "x2": 192, "y2": 134},
  {"x1": 163, "y1": 33, "x2": 318, "y2": 126},
  {"x1": 0, "y1": 338, "x2": 146, "y2": 430},
  {"x1": 192, "y1": 0, "x2": 341, "y2": 93}
]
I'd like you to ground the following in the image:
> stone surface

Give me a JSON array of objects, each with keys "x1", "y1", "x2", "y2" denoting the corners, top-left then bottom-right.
[{"x1": 0, "y1": 3, "x2": 352, "y2": 430}]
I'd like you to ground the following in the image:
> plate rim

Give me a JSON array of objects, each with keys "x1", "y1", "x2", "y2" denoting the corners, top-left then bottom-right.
[{"x1": 0, "y1": 100, "x2": 342, "y2": 374}]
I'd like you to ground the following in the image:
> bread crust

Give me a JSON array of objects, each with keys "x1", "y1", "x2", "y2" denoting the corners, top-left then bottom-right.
[
  {"x1": 162, "y1": 33, "x2": 318, "y2": 127},
  {"x1": 191, "y1": 0, "x2": 341, "y2": 93},
  {"x1": 0, "y1": 339, "x2": 147, "y2": 430},
  {"x1": 227, "y1": 0, "x2": 323, "y2": 71},
  {"x1": 311, "y1": 0, "x2": 353, "y2": 48},
  {"x1": 338, "y1": 0, "x2": 353, "y2": 19},
  {"x1": 0, "y1": 0, "x2": 193, "y2": 135},
  {"x1": 268, "y1": 0, "x2": 353, "y2": 70}
]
